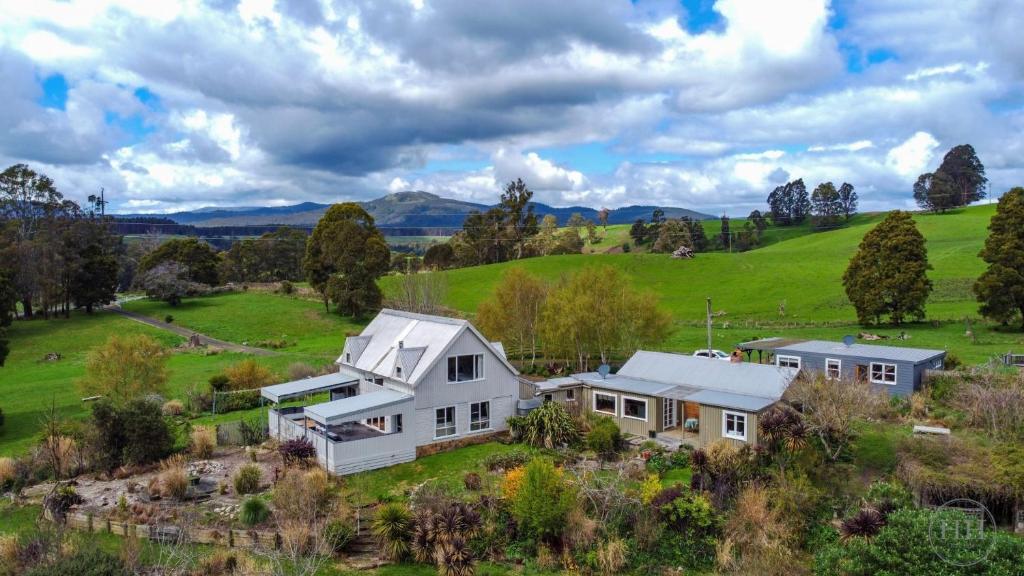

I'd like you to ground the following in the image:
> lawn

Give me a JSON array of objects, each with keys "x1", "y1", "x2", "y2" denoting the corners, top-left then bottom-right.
[{"x1": 344, "y1": 441, "x2": 539, "y2": 504}]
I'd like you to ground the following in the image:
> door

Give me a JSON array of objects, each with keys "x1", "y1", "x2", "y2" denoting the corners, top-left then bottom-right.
[
  {"x1": 855, "y1": 364, "x2": 868, "y2": 382},
  {"x1": 663, "y1": 398, "x2": 676, "y2": 429}
]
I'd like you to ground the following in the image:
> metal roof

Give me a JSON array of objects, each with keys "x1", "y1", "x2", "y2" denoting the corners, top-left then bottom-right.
[
  {"x1": 336, "y1": 309, "x2": 517, "y2": 385},
  {"x1": 534, "y1": 376, "x2": 581, "y2": 392},
  {"x1": 260, "y1": 372, "x2": 359, "y2": 403},
  {"x1": 617, "y1": 350, "x2": 798, "y2": 400},
  {"x1": 574, "y1": 372, "x2": 685, "y2": 397},
  {"x1": 683, "y1": 389, "x2": 777, "y2": 412},
  {"x1": 303, "y1": 389, "x2": 413, "y2": 425},
  {"x1": 774, "y1": 340, "x2": 946, "y2": 363},
  {"x1": 737, "y1": 337, "x2": 808, "y2": 351}
]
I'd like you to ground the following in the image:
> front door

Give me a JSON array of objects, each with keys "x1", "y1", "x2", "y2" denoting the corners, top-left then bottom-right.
[
  {"x1": 855, "y1": 364, "x2": 868, "y2": 382},
  {"x1": 663, "y1": 398, "x2": 676, "y2": 429}
]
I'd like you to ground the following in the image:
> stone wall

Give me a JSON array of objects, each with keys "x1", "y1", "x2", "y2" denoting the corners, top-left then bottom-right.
[{"x1": 415, "y1": 430, "x2": 508, "y2": 458}]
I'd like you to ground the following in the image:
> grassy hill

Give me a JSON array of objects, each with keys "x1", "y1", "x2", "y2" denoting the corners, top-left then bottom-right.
[{"x1": 388, "y1": 204, "x2": 1021, "y2": 362}]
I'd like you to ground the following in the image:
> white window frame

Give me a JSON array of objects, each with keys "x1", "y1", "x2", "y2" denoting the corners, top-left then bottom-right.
[
  {"x1": 366, "y1": 377, "x2": 384, "y2": 387},
  {"x1": 434, "y1": 406, "x2": 457, "y2": 439},
  {"x1": 621, "y1": 395, "x2": 648, "y2": 422},
  {"x1": 870, "y1": 362, "x2": 897, "y2": 385},
  {"x1": 777, "y1": 355, "x2": 801, "y2": 369},
  {"x1": 722, "y1": 410, "x2": 747, "y2": 441},
  {"x1": 593, "y1": 392, "x2": 617, "y2": 416},
  {"x1": 447, "y1": 354, "x2": 484, "y2": 383},
  {"x1": 470, "y1": 401, "x2": 491, "y2": 431},
  {"x1": 825, "y1": 358, "x2": 842, "y2": 380}
]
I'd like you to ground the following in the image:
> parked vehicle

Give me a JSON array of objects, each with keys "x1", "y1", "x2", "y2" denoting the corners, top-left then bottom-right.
[{"x1": 692, "y1": 349, "x2": 730, "y2": 360}]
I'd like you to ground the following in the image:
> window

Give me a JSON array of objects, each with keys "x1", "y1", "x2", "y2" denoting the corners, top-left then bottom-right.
[
  {"x1": 470, "y1": 401, "x2": 490, "y2": 431},
  {"x1": 543, "y1": 394, "x2": 552, "y2": 403},
  {"x1": 593, "y1": 392, "x2": 617, "y2": 415},
  {"x1": 777, "y1": 355, "x2": 801, "y2": 369},
  {"x1": 435, "y1": 406, "x2": 456, "y2": 438},
  {"x1": 622, "y1": 396, "x2": 648, "y2": 421},
  {"x1": 826, "y1": 358, "x2": 841, "y2": 380},
  {"x1": 345, "y1": 352, "x2": 351, "y2": 363},
  {"x1": 393, "y1": 414, "x2": 403, "y2": 433},
  {"x1": 566, "y1": 388, "x2": 575, "y2": 401},
  {"x1": 394, "y1": 365, "x2": 402, "y2": 378},
  {"x1": 870, "y1": 362, "x2": 897, "y2": 385},
  {"x1": 447, "y1": 354, "x2": 484, "y2": 382},
  {"x1": 366, "y1": 377, "x2": 384, "y2": 387},
  {"x1": 722, "y1": 411, "x2": 747, "y2": 441},
  {"x1": 366, "y1": 416, "x2": 386, "y2": 431}
]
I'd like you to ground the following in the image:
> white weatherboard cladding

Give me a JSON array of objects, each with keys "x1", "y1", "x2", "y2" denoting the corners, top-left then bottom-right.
[{"x1": 412, "y1": 329, "x2": 518, "y2": 444}]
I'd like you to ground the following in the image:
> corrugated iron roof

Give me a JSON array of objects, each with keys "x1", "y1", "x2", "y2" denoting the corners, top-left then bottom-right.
[
  {"x1": 617, "y1": 350, "x2": 798, "y2": 399},
  {"x1": 304, "y1": 389, "x2": 413, "y2": 424},
  {"x1": 683, "y1": 389, "x2": 777, "y2": 412},
  {"x1": 260, "y1": 372, "x2": 359, "y2": 403},
  {"x1": 775, "y1": 340, "x2": 946, "y2": 363}
]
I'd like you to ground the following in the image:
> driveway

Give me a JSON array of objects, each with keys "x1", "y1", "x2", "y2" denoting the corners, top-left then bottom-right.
[{"x1": 106, "y1": 305, "x2": 277, "y2": 356}]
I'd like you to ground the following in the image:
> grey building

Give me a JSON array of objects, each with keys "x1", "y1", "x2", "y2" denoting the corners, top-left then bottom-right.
[
  {"x1": 262, "y1": 309, "x2": 519, "y2": 475},
  {"x1": 766, "y1": 339, "x2": 946, "y2": 397}
]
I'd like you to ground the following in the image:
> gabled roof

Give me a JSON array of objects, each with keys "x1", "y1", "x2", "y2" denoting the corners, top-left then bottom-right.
[
  {"x1": 774, "y1": 340, "x2": 946, "y2": 363},
  {"x1": 335, "y1": 309, "x2": 517, "y2": 385}
]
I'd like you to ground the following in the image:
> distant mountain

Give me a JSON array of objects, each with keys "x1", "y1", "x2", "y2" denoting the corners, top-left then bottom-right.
[{"x1": 122, "y1": 191, "x2": 714, "y2": 234}]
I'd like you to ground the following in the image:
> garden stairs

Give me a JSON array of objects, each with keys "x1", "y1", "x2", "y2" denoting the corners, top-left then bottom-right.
[{"x1": 340, "y1": 520, "x2": 389, "y2": 570}]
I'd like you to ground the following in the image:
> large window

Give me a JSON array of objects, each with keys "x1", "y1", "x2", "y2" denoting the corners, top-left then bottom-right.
[
  {"x1": 470, "y1": 401, "x2": 490, "y2": 431},
  {"x1": 593, "y1": 392, "x2": 617, "y2": 415},
  {"x1": 826, "y1": 358, "x2": 841, "y2": 380},
  {"x1": 447, "y1": 354, "x2": 484, "y2": 382},
  {"x1": 723, "y1": 411, "x2": 747, "y2": 441},
  {"x1": 435, "y1": 406, "x2": 456, "y2": 438},
  {"x1": 870, "y1": 362, "x2": 897, "y2": 385},
  {"x1": 777, "y1": 355, "x2": 801, "y2": 369},
  {"x1": 622, "y1": 396, "x2": 648, "y2": 421}
]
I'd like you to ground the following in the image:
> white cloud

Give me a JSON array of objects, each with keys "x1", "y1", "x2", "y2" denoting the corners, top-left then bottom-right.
[
  {"x1": 886, "y1": 132, "x2": 939, "y2": 178},
  {"x1": 808, "y1": 140, "x2": 874, "y2": 152}
]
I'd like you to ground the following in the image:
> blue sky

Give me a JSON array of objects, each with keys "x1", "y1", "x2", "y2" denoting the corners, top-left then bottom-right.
[{"x1": 1, "y1": 0, "x2": 1022, "y2": 214}]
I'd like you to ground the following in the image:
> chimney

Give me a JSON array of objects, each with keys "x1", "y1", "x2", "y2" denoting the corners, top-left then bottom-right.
[{"x1": 398, "y1": 340, "x2": 404, "y2": 349}]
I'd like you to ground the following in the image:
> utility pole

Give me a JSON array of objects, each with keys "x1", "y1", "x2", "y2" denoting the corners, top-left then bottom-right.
[{"x1": 706, "y1": 297, "x2": 713, "y2": 356}]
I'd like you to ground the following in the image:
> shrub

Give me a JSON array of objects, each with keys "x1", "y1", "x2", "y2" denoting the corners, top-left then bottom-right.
[
  {"x1": 280, "y1": 519, "x2": 313, "y2": 554},
  {"x1": 191, "y1": 425, "x2": 217, "y2": 458},
  {"x1": 639, "y1": 473, "x2": 661, "y2": 505},
  {"x1": 373, "y1": 502, "x2": 412, "y2": 561},
  {"x1": 286, "y1": 362, "x2": 319, "y2": 380},
  {"x1": 622, "y1": 242, "x2": 631, "y2": 253},
  {"x1": 515, "y1": 401, "x2": 579, "y2": 448},
  {"x1": 718, "y1": 485, "x2": 793, "y2": 575},
  {"x1": 586, "y1": 417, "x2": 621, "y2": 458},
  {"x1": 23, "y1": 546, "x2": 128, "y2": 576},
  {"x1": 208, "y1": 374, "x2": 230, "y2": 393},
  {"x1": 864, "y1": 480, "x2": 913, "y2": 514},
  {"x1": 238, "y1": 417, "x2": 268, "y2": 446},
  {"x1": 510, "y1": 458, "x2": 576, "y2": 542},
  {"x1": 164, "y1": 315, "x2": 174, "y2": 324},
  {"x1": 273, "y1": 468, "x2": 332, "y2": 519},
  {"x1": 279, "y1": 438, "x2": 316, "y2": 466},
  {"x1": 0, "y1": 457, "x2": 14, "y2": 490},
  {"x1": 596, "y1": 537, "x2": 627, "y2": 575},
  {"x1": 233, "y1": 464, "x2": 262, "y2": 495},
  {"x1": 501, "y1": 467, "x2": 525, "y2": 500},
  {"x1": 161, "y1": 399, "x2": 184, "y2": 416},
  {"x1": 120, "y1": 398, "x2": 174, "y2": 466},
  {"x1": 324, "y1": 519, "x2": 356, "y2": 554},
  {"x1": 278, "y1": 280, "x2": 294, "y2": 295},
  {"x1": 463, "y1": 472, "x2": 482, "y2": 491},
  {"x1": 223, "y1": 359, "x2": 276, "y2": 391},
  {"x1": 159, "y1": 455, "x2": 189, "y2": 500},
  {"x1": 239, "y1": 497, "x2": 270, "y2": 526},
  {"x1": 483, "y1": 450, "x2": 531, "y2": 471},
  {"x1": 214, "y1": 389, "x2": 261, "y2": 413}
]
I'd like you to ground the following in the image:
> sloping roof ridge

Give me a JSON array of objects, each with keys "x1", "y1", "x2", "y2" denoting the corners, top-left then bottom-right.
[{"x1": 378, "y1": 308, "x2": 468, "y2": 326}]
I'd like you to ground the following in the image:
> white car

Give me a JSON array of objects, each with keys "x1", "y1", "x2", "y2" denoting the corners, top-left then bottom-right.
[{"x1": 693, "y1": 349, "x2": 731, "y2": 361}]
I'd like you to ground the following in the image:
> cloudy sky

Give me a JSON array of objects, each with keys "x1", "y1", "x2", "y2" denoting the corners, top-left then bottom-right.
[{"x1": 1, "y1": 0, "x2": 1022, "y2": 215}]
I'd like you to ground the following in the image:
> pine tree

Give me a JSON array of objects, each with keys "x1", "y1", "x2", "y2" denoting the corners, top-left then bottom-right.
[
  {"x1": 843, "y1": 211, "x2": 932, "y2": 325},
  {"x1": 974, "y1": 187, "x2": 1024, "y2": 329}
]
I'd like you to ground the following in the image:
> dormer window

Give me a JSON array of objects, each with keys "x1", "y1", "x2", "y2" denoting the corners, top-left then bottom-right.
[
  {"x1": 345, "y1": 353, "x2": 351, "y2": 364},
  {"x1": 395, "y1": 365, "x2": 403, "y2": 378}
]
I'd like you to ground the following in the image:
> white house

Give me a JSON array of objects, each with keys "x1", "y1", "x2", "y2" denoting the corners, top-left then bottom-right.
[{"x1": 261, "y1": 309, "x2": 519, "y2": 475}]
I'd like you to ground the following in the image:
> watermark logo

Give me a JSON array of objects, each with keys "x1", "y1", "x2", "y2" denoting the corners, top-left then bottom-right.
[{"x1": 927, "y1": 498, "x2": 996, "y2": 567}]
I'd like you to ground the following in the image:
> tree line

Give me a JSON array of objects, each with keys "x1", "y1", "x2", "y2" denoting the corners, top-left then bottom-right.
[{"x1": 767, "y1": 178, "x2": 858, "y2": 228}]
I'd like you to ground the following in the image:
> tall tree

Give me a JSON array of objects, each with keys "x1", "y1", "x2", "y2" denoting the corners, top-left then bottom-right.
[
  {"x1": 629, "y1": 218, "x2": 647, "y2": 245},
  {"x1": 810, "y1": 182, "x2": 842, "y2": 228},
  {"x1": 837, "y1": 182, "x2": 858, "y2": 221},
  {"x1": 304, "y1": 203, "x2": 391, "y2": 316},
  {"x1": 79, "y1": 334, "x2": 168, "y2": 405},
  {"x1": 0, "y1": 272, "x2": 14, "y2": 366},
  {"x1": 499, "y1": 179, "x2": 539, "y2": 260},
  {"x1": 719, "y1": 214, "x2": 731, "y2": 249},
  {"x1": 423, "y1": 243, "x2": 455, "y2": 270},
  {"x1": 937, "y1": 144, "x2": 987, "y2": 206},
  {"x1": 69, "y1": 219, "x2": 119, "y2": 313},
  {"x1": 747, "y1": 210, "x2": 768, "y2": 235},
  {"x1": 913, "y1": 170, "x2": 957, "y2": 212},
  {"x1": 476, "y1": 267, "x2": 547, "y2": 366},
  {"x1": 597, "y1": 208, "x2": 609, "y2": 229},
  {"x1": 843, "y1": 211, "x2": 932, "y2": 325},
  {"x1": 683, "y1": 216, "x2": 709, "y2": 252},
  {"x1": 540, "y1": 266, "x2": 671, "y2": 370},
  {"x1": 974, "y1": 187, "x2": 1024, "y2": 329},
  {"x1": 766, "y1": 178, "x2": 810, "y2": 225},
  {"x1": 139, "y1": 237, "x2": 220, "y2": 285},
  {"x1": 790, "y1": 178, "x2": 810, "y2": 224},
  {"x1": 652, "y1": 219, "x2": 692, "y2": 253}
]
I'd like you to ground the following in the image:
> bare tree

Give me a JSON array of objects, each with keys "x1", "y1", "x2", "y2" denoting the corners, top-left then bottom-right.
[
  {"x1": 952, "y1": 365, "x2": 1024, "y2": 440},
  {"x1": 388, "y1": 271, "x2": 449, "y2": 315},
  {"x1": 783, "y1": 373, "x2": 887, "y2": 462}
]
